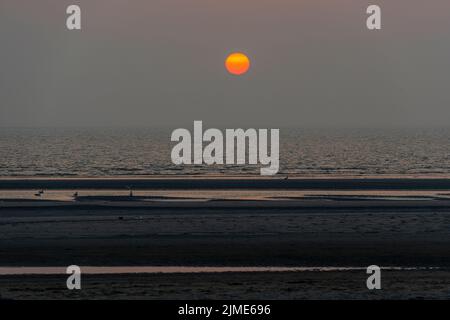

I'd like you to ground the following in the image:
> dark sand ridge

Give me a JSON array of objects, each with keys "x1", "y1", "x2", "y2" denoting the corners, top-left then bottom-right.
[
  {"x1": 2, "y1": 197, "x2": 450, "y2": 211},
  {"x1": 2, "y1": 177, "x2": 450, "y2": 190}
]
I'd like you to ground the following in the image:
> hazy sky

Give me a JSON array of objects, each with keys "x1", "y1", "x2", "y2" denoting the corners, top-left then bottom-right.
[{"x1": 1, "y1": 0, "x2": 450, "y2": 128}]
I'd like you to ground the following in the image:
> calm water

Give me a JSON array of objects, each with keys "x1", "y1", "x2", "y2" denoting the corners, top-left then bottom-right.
[
  {"x1": 0, "y1": 266, "x2": 435, "y2": 275},
  {"x1": 1, "y1": 127, "x2": 450, "y2": 176}
]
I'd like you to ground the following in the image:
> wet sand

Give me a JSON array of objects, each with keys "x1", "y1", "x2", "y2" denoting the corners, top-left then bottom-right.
[
  {"x1": 3, "y1": 176, "x2": 450, "y2": 190},
  {"x1": 1, "y1": 203, "x2": 450, "y2": 267}
]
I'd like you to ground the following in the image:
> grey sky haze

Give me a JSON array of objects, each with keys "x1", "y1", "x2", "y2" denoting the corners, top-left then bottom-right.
[{"x1": 1, "y1": 0, "x2": 450, "y2": 127}]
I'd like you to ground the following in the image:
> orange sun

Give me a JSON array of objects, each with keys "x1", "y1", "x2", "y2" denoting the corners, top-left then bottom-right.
[{"x1": 225, "y1": 52, "x2": 250, "y2": 75}]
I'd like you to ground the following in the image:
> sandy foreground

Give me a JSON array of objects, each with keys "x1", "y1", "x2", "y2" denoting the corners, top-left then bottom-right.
[
  {"x1": 0, "y1": 177, "x2": 450, "y2": 299},
  {"x1": 1, "y1": 270, "x2": 449, "y2": 300}
]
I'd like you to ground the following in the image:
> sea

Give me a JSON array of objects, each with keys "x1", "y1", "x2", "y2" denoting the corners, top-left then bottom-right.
[{"x1": 1, "y1": 127, "x2": 450, "y2": 177}]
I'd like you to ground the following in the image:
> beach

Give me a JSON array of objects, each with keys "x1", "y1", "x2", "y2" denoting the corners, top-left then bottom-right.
[
  {"x1": 3, "y1": 0, "x2": 450, "y2": 304},
  {"x1": 0, "y1": 177, "x2": 449, "y2": 299}
]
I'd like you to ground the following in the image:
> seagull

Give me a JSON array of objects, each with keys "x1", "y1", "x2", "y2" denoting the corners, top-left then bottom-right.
[{"x1": 35, "y1": 189, "x2": 45, "y2": 197}]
